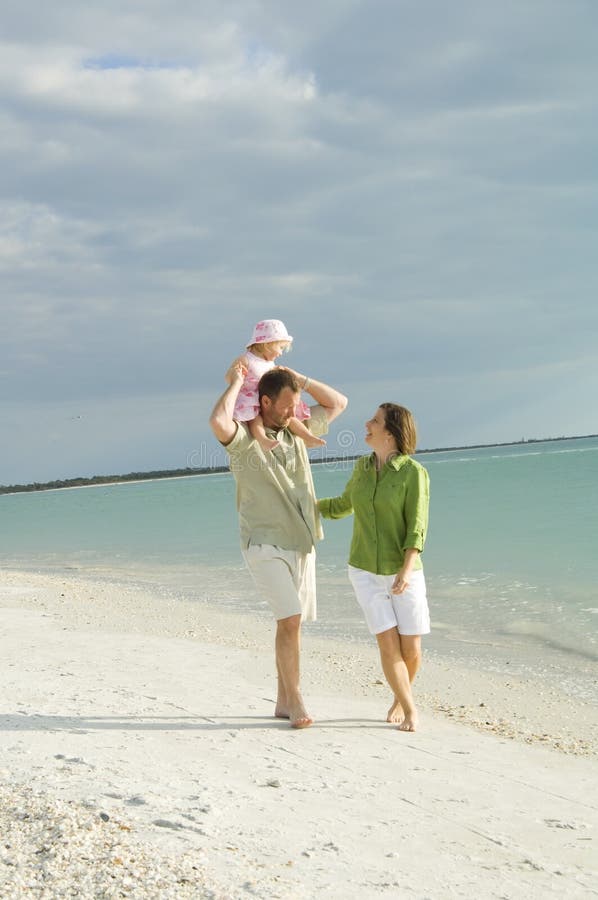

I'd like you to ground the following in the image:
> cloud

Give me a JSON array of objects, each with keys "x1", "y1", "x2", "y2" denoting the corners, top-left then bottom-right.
[{"x1": 2, "y1": 2, "x2": 598, "y2": 482}]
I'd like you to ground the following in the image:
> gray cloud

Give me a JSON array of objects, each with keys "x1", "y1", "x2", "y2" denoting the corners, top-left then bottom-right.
[{"x1": 2, "y1": 1, "x2": 598, "y2": 483}]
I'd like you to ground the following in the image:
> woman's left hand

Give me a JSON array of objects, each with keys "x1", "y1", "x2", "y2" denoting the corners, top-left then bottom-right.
[
  {"x1": 391, "y1": 550, "x2": 419, "y2": 594},
  {"x1": 391, "y1": 570, "x2": 410, "y2": 594}
]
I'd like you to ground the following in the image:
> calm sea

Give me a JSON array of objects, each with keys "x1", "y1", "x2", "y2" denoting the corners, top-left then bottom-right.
[{"x1": 2, "y1": 437, "x2": 597, "y2": 700}]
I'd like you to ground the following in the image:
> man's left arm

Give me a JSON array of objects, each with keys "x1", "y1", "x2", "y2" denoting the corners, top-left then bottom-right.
[{"x1": 284, "y1": 368, "x2": 348, "y2": 424}]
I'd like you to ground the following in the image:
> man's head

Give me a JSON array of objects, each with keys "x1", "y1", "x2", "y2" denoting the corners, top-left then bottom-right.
[{"x1": 258, "y1": 368, "x2": 300, "y2": 430}]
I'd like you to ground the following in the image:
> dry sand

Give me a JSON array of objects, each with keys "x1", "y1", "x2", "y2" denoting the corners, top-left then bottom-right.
[{"x1": 1, "y1": 569, "x2": 597, "y2": 898}]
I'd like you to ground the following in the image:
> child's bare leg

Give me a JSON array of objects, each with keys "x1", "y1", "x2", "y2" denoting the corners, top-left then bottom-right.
[
  {"x1": 248, "y1": 414, "x2": 279, "y2": 451},
  {"x1": 288, "y1": 417, "x2": 326, "y2": 448}
]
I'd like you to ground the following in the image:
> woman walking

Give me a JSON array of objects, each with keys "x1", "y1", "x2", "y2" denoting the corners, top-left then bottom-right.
[{"x1": 319, "y1": 403, "x2": 430, "y2": 731}]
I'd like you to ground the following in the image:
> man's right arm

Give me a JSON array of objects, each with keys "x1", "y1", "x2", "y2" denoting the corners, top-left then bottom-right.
[{"x1": 209, "y1": 359, "x2": 247, "y2": 445}]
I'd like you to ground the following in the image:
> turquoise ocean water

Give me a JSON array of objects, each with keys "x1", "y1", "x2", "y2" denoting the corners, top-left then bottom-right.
[{"x1": 2, "y1": 437, "x2": 597, "y2": 700}]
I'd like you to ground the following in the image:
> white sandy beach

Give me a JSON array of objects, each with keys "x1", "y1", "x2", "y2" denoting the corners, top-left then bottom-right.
[{"x1": 1, "y1": 570, "x2": 597, "y2": 899}]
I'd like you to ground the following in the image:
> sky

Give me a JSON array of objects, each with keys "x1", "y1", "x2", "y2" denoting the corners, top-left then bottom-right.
[{"x1": 2, "y1": 0, "x2": 598, "y2": 485}]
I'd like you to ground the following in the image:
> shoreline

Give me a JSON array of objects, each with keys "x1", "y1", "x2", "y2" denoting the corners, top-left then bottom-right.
[
  {"x1": 1, "y1": 568, "x2": 597, "y2": 897},
  {"x1": 2, "y1": 433, "x2": 597, "y2": 495},
  {"x1": 0, "y1": 470, "x2": 229, "y2": 497},
  {"x1": 2, "y1": 568, "x2": 596, "y2": 757},
  {"x1": 3, "y1": 561, "x2": 597, "y2": 728}
]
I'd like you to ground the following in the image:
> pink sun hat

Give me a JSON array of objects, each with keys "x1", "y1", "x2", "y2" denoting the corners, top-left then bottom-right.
[{"x1": 246, "y1": 319, "x2": 294, "y2": 347}]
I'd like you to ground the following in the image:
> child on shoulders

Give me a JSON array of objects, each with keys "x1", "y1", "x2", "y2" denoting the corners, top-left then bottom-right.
[{"x1": 233, "y1": 319, "x2": 326, "y2": 451}]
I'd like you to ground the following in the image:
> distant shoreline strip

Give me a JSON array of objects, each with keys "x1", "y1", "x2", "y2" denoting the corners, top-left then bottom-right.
[{"x1": 2, "y1": 433, "x2": 597, "y2": 496}]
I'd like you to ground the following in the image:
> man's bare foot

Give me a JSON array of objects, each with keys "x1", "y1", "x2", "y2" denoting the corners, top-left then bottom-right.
[
  {"x1": 291, "y1": 714, "x2": 313, "y2": 729},
  {"x1": 302, "y1": 435, "x2": 326, "y2": 449},
  {"x1": 289, "y1": 700, "x2": 313, "y2": 729},
  {"x1": 275, "y1": 704, "x2": 312, "y2": 727},
  {"x1": 387, "y1": 698, "x2": 404, "y2": 724},
  {"x1": 397, "y1": 712, "x2": 418, "y2": 732}
]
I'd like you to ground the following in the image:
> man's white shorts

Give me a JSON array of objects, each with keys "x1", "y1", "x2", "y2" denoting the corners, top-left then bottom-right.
[
  {"x1": 242, "y1": 543, "x2": 317, "y2": 622},
  {"x1": 348, "y1": 565, "x2": 431, "y2": 636}
]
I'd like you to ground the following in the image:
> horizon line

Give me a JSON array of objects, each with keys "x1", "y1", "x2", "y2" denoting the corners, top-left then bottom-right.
[{"x1": 2, "y1": 432, "x2": 597, "y2": 495}]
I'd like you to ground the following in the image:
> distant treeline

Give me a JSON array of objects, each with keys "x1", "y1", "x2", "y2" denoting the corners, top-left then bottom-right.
[
  {"x1": 1, "y1": 434, "x2": 596, "y2": 495},
  {"x1": 0, "y1": 467, "x2": 230, "y2": 495}
]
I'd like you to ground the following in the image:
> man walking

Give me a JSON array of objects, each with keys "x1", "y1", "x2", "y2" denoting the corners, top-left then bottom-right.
[{"x1": 209, "y1": 360, "x2": 347, "y2": 728}]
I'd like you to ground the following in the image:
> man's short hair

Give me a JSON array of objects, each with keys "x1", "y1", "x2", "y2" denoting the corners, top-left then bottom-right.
[{"x1": 258, "y1": 367, "x2": 300, "y2": 402}]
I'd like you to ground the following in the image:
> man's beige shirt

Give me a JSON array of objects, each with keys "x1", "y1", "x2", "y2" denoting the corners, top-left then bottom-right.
[{"x1": 223, "y1": 407, "x2": 329, "y2": 554}]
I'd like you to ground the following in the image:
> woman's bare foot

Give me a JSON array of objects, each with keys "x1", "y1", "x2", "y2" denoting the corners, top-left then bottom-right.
[
  {"x1": 387, "y1": 698, "x2": 404, "y2": 724},
  {"x1": 274, "y1": 703, "x2": 290, "y2": 720},
  {"x1": 397, "y1": 711, "x2": 418, "y2": 732}
]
